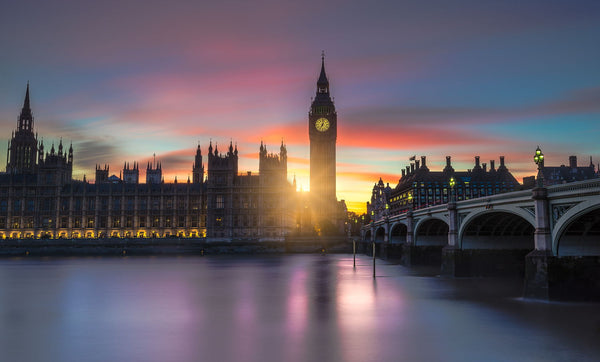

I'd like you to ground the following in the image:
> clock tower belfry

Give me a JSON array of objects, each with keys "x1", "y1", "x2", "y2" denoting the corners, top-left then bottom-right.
[{"x1": 309, "y1": 54, "x2": 337, "y2": 225}]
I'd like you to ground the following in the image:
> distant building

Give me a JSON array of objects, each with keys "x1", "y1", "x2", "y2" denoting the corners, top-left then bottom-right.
[
  {"x1": 368, "y1": 155, "x2": 521, "y2": 220},
  {"x1": 205, "y1": 140, "x2": 295, "y2": 240},
  {"x1": 523, "y1": 155, "x2": 598, "y2": 188},
  {"x1": 0, "y1": 85, "x2": 296, "y2": 240},
  {"x1": 1, "y1": 58, "x2": 351, "y2": 240}
]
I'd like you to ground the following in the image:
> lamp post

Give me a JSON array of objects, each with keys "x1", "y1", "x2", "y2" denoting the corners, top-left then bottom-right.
[
  {"x1": 534, "y1": 146, "x2": 544, "y2": 188},
  {"x1": 449, "y1": 177, "x2": 456, "y2": 203}
]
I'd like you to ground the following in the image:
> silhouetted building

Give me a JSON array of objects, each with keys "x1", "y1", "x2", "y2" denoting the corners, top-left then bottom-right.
[
  {"x1": 368, "y1": 155, "x2": 520, "y2": 220},
  {"x1": 307, "y1": 54, "x2": 346, "y2": 233},
  {"x1": 523, "y1": 155, "x2": 598, "y2": 188},
  {"x1": 0, "y1": 85, "x2": 296, "y2": 240},
  {"x1": 206, "y1": 141, "x2": 294, "y2": 239}
]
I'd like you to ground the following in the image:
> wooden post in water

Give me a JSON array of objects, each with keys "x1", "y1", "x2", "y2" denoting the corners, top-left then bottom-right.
[
  {"x1": 372, "y1": 241, "x2": 376, "y2": 278},
  {"x1": 353, "y1": 240, "x2": 356, "y2": 268}
]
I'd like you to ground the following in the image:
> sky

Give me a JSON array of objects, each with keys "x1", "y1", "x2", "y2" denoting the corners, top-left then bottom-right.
[{"x1": 1, "y1": 0, "x2": 599, "y2": 213}]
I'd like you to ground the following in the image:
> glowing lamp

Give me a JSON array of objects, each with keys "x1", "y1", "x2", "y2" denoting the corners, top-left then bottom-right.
[{"x1": 533, "y1": 146, "x2": 544, "y2": 187}]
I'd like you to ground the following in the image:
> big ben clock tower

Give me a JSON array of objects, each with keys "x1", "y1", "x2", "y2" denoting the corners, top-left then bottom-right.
[{"x1": 309, "y1": 54, "x2": 337, "y2": 225}]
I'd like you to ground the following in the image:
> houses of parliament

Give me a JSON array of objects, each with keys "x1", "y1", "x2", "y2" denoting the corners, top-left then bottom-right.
[{"x1": 0, "y1": 60, "x2": 347, "y2": 240}]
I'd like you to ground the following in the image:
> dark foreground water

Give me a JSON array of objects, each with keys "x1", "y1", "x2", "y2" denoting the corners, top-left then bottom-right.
[{"x1": 0, "y1": 255, "x2": 599, "y2": 362}]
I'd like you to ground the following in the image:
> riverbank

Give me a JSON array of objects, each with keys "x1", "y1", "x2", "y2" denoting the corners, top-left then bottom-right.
[{"x1": 0, "y1": 236, "x2": 352, "y2": 256}]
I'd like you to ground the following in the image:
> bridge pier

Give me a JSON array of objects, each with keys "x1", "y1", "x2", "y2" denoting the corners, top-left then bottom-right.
[
  {"x1": 442, "y1": 247, "x2": 529, "y2": 277},
  {"x1": 524, "y1": 187, "x2": 556, "y2": 300},
  {"x1": 400, "y1": 244, "x2": 443, "y2": 266},
  {"x1": 524, "y1": 250, "x2": 554, "y2": 299},
  {"x1": 525, "y1": 252, "x2": 600, "y2": 301},
  {"x1": 381, "y1": 243, "x2": 404, "y2": 261}
]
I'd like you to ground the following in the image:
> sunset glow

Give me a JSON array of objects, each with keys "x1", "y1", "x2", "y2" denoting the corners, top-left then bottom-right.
[{"x1": 1, "y1": 0, "x2": 599, "y2": 213}]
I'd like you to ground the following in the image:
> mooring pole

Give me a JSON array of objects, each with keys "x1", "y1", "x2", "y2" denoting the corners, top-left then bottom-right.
[
  {"x1": 353, "y1": 240, "x2": 356, "y2": 268},
  {"x1": 372, "y1": 241, "x2": 376, "y2": 278}
]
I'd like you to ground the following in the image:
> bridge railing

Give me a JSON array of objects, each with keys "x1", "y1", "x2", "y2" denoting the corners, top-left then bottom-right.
[
  {"x1": 547, "y1": 179, "x2": 600, "y2": 195},
  {"x1": 366, "y1": 180, "x2": 600, "y2": 229}
]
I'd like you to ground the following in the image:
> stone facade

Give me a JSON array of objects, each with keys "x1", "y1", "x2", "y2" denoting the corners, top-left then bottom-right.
[
  {"x1": 0, "y1": 85, "x2": 297, "y2": 241},
  {"x1": 368, "y1": 155, "x2": 520, "y2": 221}
]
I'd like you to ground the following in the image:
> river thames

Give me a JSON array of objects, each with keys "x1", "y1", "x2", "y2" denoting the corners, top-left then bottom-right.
[{"x1": 0, "y1": 254, "x2": 598, "y2": 362}]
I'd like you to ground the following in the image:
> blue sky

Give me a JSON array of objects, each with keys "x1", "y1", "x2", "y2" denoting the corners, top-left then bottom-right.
[{"x1": 1, "y1": 0, "x2": 599, "y2": 211}]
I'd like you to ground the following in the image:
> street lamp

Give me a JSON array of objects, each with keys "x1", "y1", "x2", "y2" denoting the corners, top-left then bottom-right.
[
  {"x1": 449, "y1": 177, "x2": 456, "y2": 203},
  {"x1": 534, "y1": 146, "x2": 544, "y2": 187}
]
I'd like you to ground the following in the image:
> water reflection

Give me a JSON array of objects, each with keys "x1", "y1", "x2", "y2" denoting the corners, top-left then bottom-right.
[{"x1": 0, "y1": 255, "x2": 598, "y2": 362}]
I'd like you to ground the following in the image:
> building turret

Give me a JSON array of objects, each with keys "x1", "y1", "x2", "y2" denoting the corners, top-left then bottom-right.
[
  {"x1": 6, "y1": 83, "x2": 39, "y2": 174},
  {"x1": 38, "y1": 139, "x2": 44, "y2": 164},
  {"x1": 146, "y1": 155, "x2": 162, "y2": 184},
  {"x1": 18, "y1": 83, "x2": 34, "y2": 132},
  {"x1": 95, "y1": 164, "x2": 109, "y2": 183},
  {"x1": 259, "y1": 141, "x2": 287, "y2": 185},
  {"x1": 207, "y1": 140, "x2": 239, "y2": 187},
  {"x1": 192, "y1": 144, "x2": 204, "y2": 184},
  {"x1": 123, "y1": 161, "x2": 139, "y2": 184}
]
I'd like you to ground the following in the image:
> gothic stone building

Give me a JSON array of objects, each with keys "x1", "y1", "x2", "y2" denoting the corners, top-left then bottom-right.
[
  {"x1": 0, "y1": 85, "x2": 295, "y2": 240},
  {"x1": 522, "y1": 155, "x2": 598, "y2": 187},
  {"x1": 206, "y1": 141, "x2": 294, "y2": 240},
  {"x1": 368, "y1": 155, "x2": 521, "y2": 221}
]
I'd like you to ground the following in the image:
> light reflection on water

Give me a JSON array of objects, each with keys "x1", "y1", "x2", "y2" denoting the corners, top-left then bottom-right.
[{"x1": 0, "y1": 255, "x2": 599, "y2": 362}]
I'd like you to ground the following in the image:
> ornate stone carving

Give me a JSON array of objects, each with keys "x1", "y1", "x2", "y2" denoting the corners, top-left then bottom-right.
[
  {"x1": 521, "y1": 206, "x2": 535, "y2": 217},
  {"x1": 552, "y1": 203, "x2": 577, "y2": 224}
]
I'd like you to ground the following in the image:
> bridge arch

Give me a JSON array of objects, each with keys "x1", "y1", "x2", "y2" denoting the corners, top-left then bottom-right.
[
  {"x1": 414, "y1": 217, "x2": 448, "y2": 246},
  {"x1": 459, "y1": 210, "x2": 534, "y2": 250},
  {"x1": 389, "y1": 222, "x2": 408, "y2": 244},
  {"x1": 555, "y1": 204, "x2": 600, "y2": 256},
  {"x1": 375, "y1": 226, "x2": 386, "y2": 243},
  {"x1": 363, "y1": 229, "x2": 372, "y2": 242}
]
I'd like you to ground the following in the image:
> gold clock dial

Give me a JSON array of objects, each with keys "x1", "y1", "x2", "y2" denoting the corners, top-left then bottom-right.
[{"x1": 315, "y1": 117, "x2": 330, "y2": 132}]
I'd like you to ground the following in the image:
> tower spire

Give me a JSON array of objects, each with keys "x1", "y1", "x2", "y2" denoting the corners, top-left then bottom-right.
[
  {"x1": 317, "y1": 52, "x2": 329, "y2": 93},
  {"x1": 18, "y1": 82, "x2": 34, "y2": 131},
  {"x1": 24, "y1": 82, "x2": 31, "y2": 111}
]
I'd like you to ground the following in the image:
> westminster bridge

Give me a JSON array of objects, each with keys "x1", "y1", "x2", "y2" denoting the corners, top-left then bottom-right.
[{"x1": 361, "y1": 179, "x2": 600, "y2": 300}]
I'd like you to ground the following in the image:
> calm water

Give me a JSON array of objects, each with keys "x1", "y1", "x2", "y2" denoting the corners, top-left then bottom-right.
[{"x1": 0, "y1": 254, "x2": 599, "y2": 362}]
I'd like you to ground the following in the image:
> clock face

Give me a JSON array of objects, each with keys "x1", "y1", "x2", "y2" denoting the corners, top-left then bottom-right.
[{"x1": 315, "y1": 117, "x2": 330, "y2": 132}]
